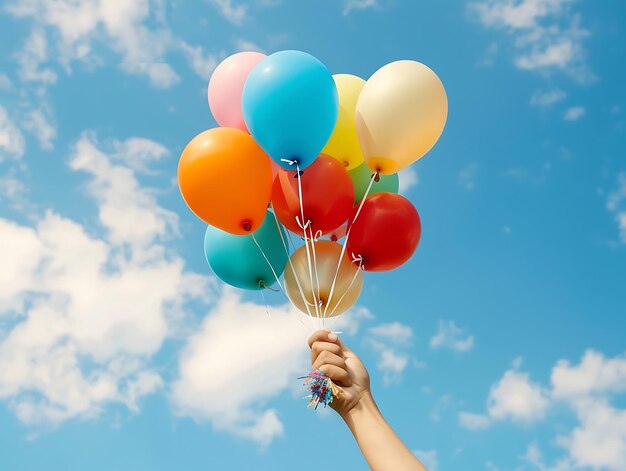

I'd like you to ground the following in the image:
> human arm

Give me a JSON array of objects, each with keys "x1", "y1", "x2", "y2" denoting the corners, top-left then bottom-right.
[{"x1": 308, "y1": 330, "x2": 428, "y2": 471}]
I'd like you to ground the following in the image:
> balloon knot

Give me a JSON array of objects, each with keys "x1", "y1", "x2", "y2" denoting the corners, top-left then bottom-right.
[
  {"x1": 281, "y1": 158, "x2": 299, "y2": 166},
  {"x1": 374, "y1": 173, "x2": 380, "y2": 183},
  {"x1": 295, "y1": 216, "x2": 311, "y2": 230},
  {"x1": 242, "y1": 220, "x2": 252, "y2": 232},
  {"x1": 351, "y1": 253, "x2": 365, "y2": 269},
  {"x1": 293, "y1": 170, "x2": 304, "y2": 179}
]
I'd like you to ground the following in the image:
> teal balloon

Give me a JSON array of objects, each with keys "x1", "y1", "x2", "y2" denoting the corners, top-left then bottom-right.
[
  {"x1": 204, "y1": 211, "x2": 288, "y2": 290},
  {"x1": 349, "y1": 163, "x2": 399, "y2": 204},
  {"x1": 242, "y1": 50, "x2": 338, "y2": 170}
]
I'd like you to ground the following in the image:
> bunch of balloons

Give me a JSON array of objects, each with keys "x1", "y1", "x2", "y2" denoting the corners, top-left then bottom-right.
[{"x1": 178, "y1": 49, "x2": 447, "y2": 325}]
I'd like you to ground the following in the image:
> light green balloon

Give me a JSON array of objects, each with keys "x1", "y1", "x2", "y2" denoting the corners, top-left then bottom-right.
[
  {"x1": 204, "y1": 211, "x2": 288, "y2": 290},
  {"x1": 349, "y1": 162, "x2": 399, "y2": 204}
]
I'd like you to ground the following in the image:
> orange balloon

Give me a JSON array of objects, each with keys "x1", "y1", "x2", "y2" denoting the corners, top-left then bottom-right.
[{"x1": 178, "y1": 128, "x2": 272, "y2": 234}]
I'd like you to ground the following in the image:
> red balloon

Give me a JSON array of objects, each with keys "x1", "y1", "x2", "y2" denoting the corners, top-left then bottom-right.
[
  {"x1": 346, "y1": 193, "x2": 421, "y2": 271},
  {"x1": 272, "y1": 154, "x2": 354, "y2": 235}
]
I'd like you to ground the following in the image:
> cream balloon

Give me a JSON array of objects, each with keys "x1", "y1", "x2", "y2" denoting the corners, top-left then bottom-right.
[
  {"x1": 284, "y1": 240, "x2": 363, "y2": 317},
  {"x1": 322, "y1": 74, "x2": 366, "y2": 170},
  {"x1": 355, "y1": 60, "x2": 448, "y2": 174}
]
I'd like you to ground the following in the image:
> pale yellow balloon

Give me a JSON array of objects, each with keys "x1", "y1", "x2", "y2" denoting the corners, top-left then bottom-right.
[
  {"x1": 284, "y1": 240, "x2": 363, "y2": 317},
  {"x1": 322, "y1": 74, "x2": 366, "y2": 170},
  {"x1": 355, "y1": 61, "x2": 448, "y2": 174}
]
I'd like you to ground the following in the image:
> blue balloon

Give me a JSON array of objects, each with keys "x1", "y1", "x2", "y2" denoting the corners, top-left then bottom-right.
[
  {"x1": 242, "y1": 50, "x2": 338, "y2": 170},
  {"x1": 204, "y1": 211, "x2": 288, "y2": 291}
]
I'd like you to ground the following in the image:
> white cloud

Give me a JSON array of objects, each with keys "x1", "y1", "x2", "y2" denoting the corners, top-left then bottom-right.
[
  {"x1": 561, "y1": 398, "x2": 626, "y2": 471},
  {"x1": 15, "y1": 28, "x2": 58, "y2": 85},
  {"x1": 459, "y1": 366, "x2": 550, "y2": 429},
  {"x1": 459, "y1": 411, "x2": 492, "y2": 430},
  {"x1": 399, "y1": 167, "x2": 419, "y2": 194},
  {"x1": 111, "y1": 136, "x2": 170, "y2": 173},
  {"x1": 0, "y1": 105, "x2": 26, "y2": 160},
  {"x1": 208, "y1": 0, "x2": 247, "y2": 24},
  {"x1": 487, "y1": 370, "x2": 550, "y2": 422},
  {"x1": 523, "y1": 443, "x2": 573, "y2": 471},
  {"x1": 235, "y1": 39, "x2": 264, "y2": 53},
  {"x1": 563, "y1": 106, "x2": 585, "y2": 121},
  {"x1": 607, "y1": 173, "x2": 626, "y2": 244},
  {"x1": 413, "y1": 449, "x2": 438, "y2": 471},
  {"x1": 552, "y1": 350, "x2": 626, "y2": 400},
  {"x1": 69, "y1": 132, "x2": 179, "y2": 250},
  {"x1": 515, "y1": 35, "x2": 578, "y2": 70},
  {"x1": 376, "y1": 348, "x2": 410, "y2": 385},
  {"x1": 369, "y1": 321, "x2": 413, "y2": 345},
  {"x1": 464, "y1": 350, "x2": 626, "y2": 470},
  {"x1": 0, "y1": 174, "x2": 29, "y2": 210},
  {"x1": 171, "y1": 291, "x2": 370, "y2": 446},
  {"x1": 170, "y1": 290, "x2": 308, "y2": 446},
  {"x1": 0, "y1": 131, "x2": 211, "y2": 426},
  {"x1": 366, "y1": 321, "x2": 415, "y2": 386},
  {"x1": 430, "y1": 320, "x2": 474, "y2": 352},
  {"x1": 530, "y1": 88, "x2": 566, "y2": 106},
  {"x1": 179, "y1": 42, "x2": 219, "y2": 80},
  {"x1": 22, "y1": 107, "x2": 56, "y2": 149},
  {"x1": 458, "y1": 162, "x2": 478, "y2": 191},
  {"x1": 5, "y1": 0, "x2": 218, "y2": 88},
  {"x1": 0, "y1": 73, "x2": 14, "y2": 90},
  {"x1": 471, "y1": 0, "x2": 573, "y2": 29},
  {"x1": 469, "y1": 0, "x2": 592, "y2": 82},
  {"x1": 343, "y1": 0, "x2": 378, "y2": 15}
]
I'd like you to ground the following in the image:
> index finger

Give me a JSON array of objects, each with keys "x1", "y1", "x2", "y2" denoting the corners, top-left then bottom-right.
[{"x1": 307, "y1": 329, "x2": 337, "y2": 348}]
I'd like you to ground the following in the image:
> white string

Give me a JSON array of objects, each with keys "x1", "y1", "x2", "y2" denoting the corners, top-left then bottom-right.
[
  {"x1": 322, "y1": 172, "x2": 378, "y2": 318},
  {"x1": 293, "y1": 163, "x2": 322, "y2": 326},
  {"x1": 251, "y1": 233, "x2": 285, "y2": 292},
  {"x1": 308, "y1": 224, "x2": 324, "y2": 327},
  {"x1": 267, "y1": 205, "x2": 317, "y2": 330},
  {"x1": 278, "y1": 160, "x2": 322, "y2": 329},
  {"x1": 327, "y1": 256, "x2": 364, "y2": 318}
]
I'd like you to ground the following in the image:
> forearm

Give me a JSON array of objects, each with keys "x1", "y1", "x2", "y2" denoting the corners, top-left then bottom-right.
[{"x1": 341, "y1": 392, "x2": 427, "y2": 471}]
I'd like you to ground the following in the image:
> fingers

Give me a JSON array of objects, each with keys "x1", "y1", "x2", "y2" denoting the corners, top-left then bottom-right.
[
  {"x1": 307, "y1": 329, "x2": 338, "y2": 349},
  {"x1": 312, "y1": 349, "x2": 346, "y2": 371},
  {"x1": 308, "y1": 330, "x2": 353, "y2": 387},
  {"x1": 311, "y1": 341, "x2": 342, "y2": 364},
  {"x1": 318, "y1": 364, "x2": 352, "y2": 387}
]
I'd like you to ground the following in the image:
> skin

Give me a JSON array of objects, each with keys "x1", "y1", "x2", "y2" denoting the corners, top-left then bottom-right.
[{"x1": 308, "y1": 330, "x2": 428, "y2": 471}]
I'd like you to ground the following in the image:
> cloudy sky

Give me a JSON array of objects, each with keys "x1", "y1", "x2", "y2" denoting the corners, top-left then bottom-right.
[{"x1": 1, "y1": 1, "x2": 625, "y2": 470}]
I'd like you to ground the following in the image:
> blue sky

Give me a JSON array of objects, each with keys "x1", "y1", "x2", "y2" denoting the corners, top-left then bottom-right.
[{"x1": 1, "y1": 0, "x2": 625, "y2": 470}]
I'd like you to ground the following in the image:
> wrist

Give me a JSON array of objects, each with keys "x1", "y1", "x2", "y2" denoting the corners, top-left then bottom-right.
[{"x1": 340, "y1": 390, "x2": 380, "y2": 425}]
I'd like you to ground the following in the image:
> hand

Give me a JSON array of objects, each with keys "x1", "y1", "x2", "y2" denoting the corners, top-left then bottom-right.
[{"x1": 308, "y1": 330, "x2": 371, "y2": 417}]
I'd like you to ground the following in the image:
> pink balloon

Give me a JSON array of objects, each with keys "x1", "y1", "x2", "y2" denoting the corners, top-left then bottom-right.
[{"x1": 208, "y1": 51, "x2": 267, "y2": 132}]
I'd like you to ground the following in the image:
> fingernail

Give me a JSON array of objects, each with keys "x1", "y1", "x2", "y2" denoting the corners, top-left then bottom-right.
[{"x1": 328, "y1": 332, "x2": 337, "y2": 341}]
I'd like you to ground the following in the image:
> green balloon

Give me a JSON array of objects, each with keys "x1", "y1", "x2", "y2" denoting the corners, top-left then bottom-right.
[
  {"x1": 349, "y1": 163, "x2": 399, "y2": 204},
  {"x1": 204, "y1": 211, "x2": 288, "y2": 290}
]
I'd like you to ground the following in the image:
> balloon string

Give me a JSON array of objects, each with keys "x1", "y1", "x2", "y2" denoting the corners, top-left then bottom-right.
[
  {"x1": 268, "y1": 205, "x2": 318, "y2": 330},
  {"x1": 308, "y1": 224, "x2": 324, "y2": 327},
  {"x1": 327, "y1": 257, "x2": 363, "y2": 319},
  {"x1": 258, "y1": 284, "x2": 270, "y2": 316},
  {"x1": 280, "y1": 212, "x2": 322, "y2": 312},
  {"x1": 294, "y1": 163, "x2": 322, "y2": 326},
  {"x1": 322, "y1": 172, "x2": 378, "y2": 318},
  {"x1": 251, "y1": 233, "x2": 285, "y2": 293}
]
